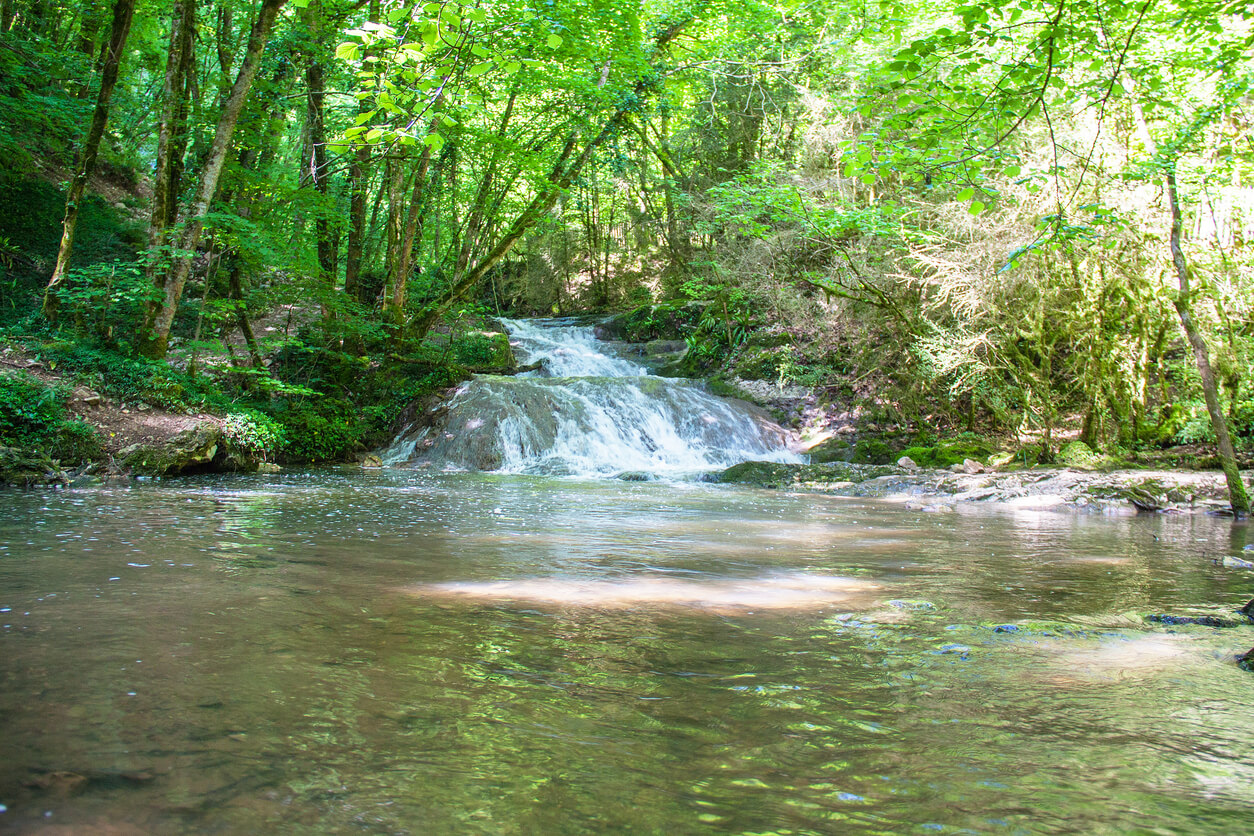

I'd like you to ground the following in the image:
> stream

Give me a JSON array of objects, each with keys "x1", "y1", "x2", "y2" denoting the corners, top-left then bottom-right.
[{"x1": 1, "y1": 321, "x2": 1253, "y2": 834}]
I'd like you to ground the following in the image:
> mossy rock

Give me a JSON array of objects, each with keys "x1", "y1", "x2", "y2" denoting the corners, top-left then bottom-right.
[
  {"x1": 932, "y1": 440, "x2": 993, "y2": 467},
  {"x1": 119, "y1": 424, "x2": 252, "y2": 476},
  {"x1": 709, "y1": 460, "x2": 890, "y2": 488},
  {"x1": 707, "y1": 377, "x2": 759, "y2": 402},
  {"x1": 897, "y1": 446, "x2": 933, "y2": 467},
  {"x1": 730, "y1": 345, "x2": 792, "y2": 381},
  {"x1": 0, "y1": 445, "x2": 64, "y2": 486},
  {"x1": 1058, "y1": 440, "x2": 1103, "y2": 469},
  {"x1": 742, "y1": 329, "x2": 794, "y2": 349},
  {"x1": 851, "y1": 439, "x2": 895, "y2": 465},
  {"x1": 1011, "y1": 442, "x2": 1052, "y2": 467},
  {"x1": 453, "y1": 331, "x2": 515, "y2": 371},
  {"x1": 806, "y1": 437, "x2": 850, "y2": 464}
]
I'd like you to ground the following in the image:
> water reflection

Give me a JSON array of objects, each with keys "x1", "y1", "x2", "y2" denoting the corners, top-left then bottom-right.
[{"x1": 0, "y1": 471, "x2": 1251, "y2": 834}]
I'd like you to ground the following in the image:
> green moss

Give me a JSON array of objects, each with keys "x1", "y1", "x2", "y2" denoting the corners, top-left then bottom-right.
[
  {"x1": 1058, "y1": 440, "x2": 1102, "y2": 469},
  {"x1": 851, "y1": 439, "x2": 894, "y2": 465},
  {"x1": 731, "y1": 346, "x2": 792, "y2": 381},
  {"x1": 899, "y1": 445, "x2": 935, "y2": 466},
  {"x1": 932, "y1": 440, "x2": 992, "y2": 467},
  {"x1": 452, "y1": 331, "x2": 514, "y2": 369}
]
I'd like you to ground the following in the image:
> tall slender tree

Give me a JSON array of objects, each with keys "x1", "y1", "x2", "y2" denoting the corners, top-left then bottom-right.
[{"x1": 41, "y1": 0, "x2": 136, "y2": 321}]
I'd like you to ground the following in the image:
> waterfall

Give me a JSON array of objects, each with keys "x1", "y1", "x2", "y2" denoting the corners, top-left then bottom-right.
[{"x1": 383, "y1": 318, "x2": 803, "y2": 477}]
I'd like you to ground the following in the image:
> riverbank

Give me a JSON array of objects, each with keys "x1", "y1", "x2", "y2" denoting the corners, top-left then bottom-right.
[{"x1": 708, "y1": 459, "x2": 1249, "y2": 515}]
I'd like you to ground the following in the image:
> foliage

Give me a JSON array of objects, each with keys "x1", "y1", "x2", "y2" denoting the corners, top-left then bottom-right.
[
  {"x1": 224, "y1": 410, "x2": 286, "y2": 461},
  {"x1": 0, "y1": 371, "x2": 101, "y2": 463}
]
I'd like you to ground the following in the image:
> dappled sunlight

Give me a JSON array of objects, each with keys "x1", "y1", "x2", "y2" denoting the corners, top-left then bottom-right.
[{"x1": 407, "y1": 572, "x2": 882, "y2": 611}]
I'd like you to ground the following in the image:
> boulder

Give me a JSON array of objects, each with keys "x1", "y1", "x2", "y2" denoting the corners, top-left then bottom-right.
[
  {"x1": 1058, "y1": 440, "x2": 1103, "y2": 469},
  {"x1": 0, "y1": 446, "x2": 65, "y2": 486},
  {"x1": 120, "y1": 424, "x2": 226, "y2": 476},
  {"x1": 897, "y1": 456, "x2": 919, "y2": 470}
]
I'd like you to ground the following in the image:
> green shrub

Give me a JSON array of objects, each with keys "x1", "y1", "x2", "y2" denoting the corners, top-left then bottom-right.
[
  {"x1": 224, "y1": 410, "x2": 286, "y2": 461},
  {"x1": 0, "y1": 371, "x2": 100, "y2": 464},
  {"x1": 451, "y1": 331, "x2": 513, "y2": 369}
]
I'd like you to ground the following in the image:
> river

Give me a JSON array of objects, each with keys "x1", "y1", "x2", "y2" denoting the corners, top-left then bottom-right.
[{"x1": 1, "y1": 321, "x2": 1252, "y2": 834}]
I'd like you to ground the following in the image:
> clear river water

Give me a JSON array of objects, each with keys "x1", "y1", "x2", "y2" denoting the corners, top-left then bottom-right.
[{"x1": 1, "y1": 322, "x2": 1253, "y2": 835}]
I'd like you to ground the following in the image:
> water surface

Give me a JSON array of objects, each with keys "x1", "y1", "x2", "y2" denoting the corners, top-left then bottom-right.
[{"x1": 1, "y1": 471, "x2": 1253, "y2": 834}]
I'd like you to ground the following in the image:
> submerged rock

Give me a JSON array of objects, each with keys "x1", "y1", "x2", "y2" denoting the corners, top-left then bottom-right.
[
  {"x1": 709, "y1": 460, "x2": 892, "y2": 488},
  {"x1": 1239, "y1": 648, "x2": 1254, "y2": 672},
  {"x1": 1145, "y1": 614, "x2": 1244, "y2": 628}
]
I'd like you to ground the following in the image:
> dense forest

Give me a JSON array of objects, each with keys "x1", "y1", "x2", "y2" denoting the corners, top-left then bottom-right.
[{"x1": 0, "y1": 0, "x2": 1251, "y2": 506}]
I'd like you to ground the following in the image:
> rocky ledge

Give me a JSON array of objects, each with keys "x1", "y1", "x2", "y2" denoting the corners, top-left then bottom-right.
[{"x1": 709, "y1": 460, "x2": 1247, "y2": 515}]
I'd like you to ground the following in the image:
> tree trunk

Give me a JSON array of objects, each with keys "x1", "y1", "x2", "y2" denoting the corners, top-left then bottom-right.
[
  {"x1": 147, "y1": 0, "x2": 195, "y2": 269},
  {"x1": 1167, "y1": 169, "x2": 1249, "y2": 514},
  {"x1": 344, "y1": 0, "x2": 379, "y2": 303},
  {"x1": 302, "y1": 1, "x2": 335, "y2": 291},
  {"x1": 41, "y1": 0, "x2": 135, "y2": 321},
  {"x1": 139, "y1": 0, "x2": 287, "y2": 359}
]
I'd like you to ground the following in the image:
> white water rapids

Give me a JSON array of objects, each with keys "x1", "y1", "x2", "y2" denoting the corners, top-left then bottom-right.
[{"x1": 383, "y1": 318, "x2": 803, "y2": 477}]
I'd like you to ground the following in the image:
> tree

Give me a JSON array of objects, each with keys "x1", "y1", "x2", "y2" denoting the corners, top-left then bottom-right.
[
  {"x1": 41, "y1": 0, "x2": 135, "y2": 320},
  {"x1": 139, "y1": 0, "x2": 288, "y2": 359}
]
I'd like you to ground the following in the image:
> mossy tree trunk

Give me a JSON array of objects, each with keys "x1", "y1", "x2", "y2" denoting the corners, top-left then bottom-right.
[{"x1": 1167, "y1": 169, "x2": 1249, "y2": 515}]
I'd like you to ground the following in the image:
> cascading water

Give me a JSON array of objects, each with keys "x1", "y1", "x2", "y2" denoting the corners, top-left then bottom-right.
[{"x1": 383, "y1": 318, "x2": 803, "y2": 477}]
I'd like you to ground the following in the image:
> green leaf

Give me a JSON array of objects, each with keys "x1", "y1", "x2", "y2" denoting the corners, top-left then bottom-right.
[
  {"x1": 423, "y1": 132, "x2": 445, "y2": 152},
  {"x1": 468, "y1": 62, "x2": 492, "y2": 76},
  {"x1": 547, "y1": 34, "x2": 563, "y2": 49},
  {"x1": 335, "y1": 42, "x2": 361, "y2": 62},
  {"x1": 969, "y1": 200, "x2": 985, "y2": 215},
  {"x1": 860, "y1": 173, "x2": 877, "y2": 185},
  {"x1": 956, "y1": 187, "x2": 975, "y2": 201}
]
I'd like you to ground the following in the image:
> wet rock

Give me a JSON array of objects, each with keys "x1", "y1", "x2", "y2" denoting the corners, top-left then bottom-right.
[
  {"x1": 897, "y1": 456, "x2": 918, "y2": 470},
  {"x1": 1145, "y1": 614, "x2": 1244, "y2": 628},
  {"x1": 360, "y1": 455, "x2": 383, "y2": 468},
  {"x1": 1220, "y1": 556, "x2": 1254, "y2": 570},
  {"x1": 22, "y1": 770, "x2": 88, "y2": 796},
  {"x1": 256, "y1": 462, "x2": 282, "y2": 474},
  {"x1": 615, "y1": 471, "x2": 656, "y2": 482},
  {"x1": 962, "y1": 458, "x2": 984, "y2": 474},
  {"x1": 993, "y1": 624, "x2": 1020, "y2": 633},
  {"x1": 1237, "y1": 648, "x2": 1254, "y2": 673},
  {"x1": 711, "y1": 461, "x2": 891, "y2": 488},
  {"x1": 888, "y1": 599, "x2": 936, "y2": 611},
  {"x1": 1240, "y1": 599, "x2": 1254, "y2": 621},
  {"x1": 1004, "y1": 494, "x2": 1066, "y2": 509}
]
